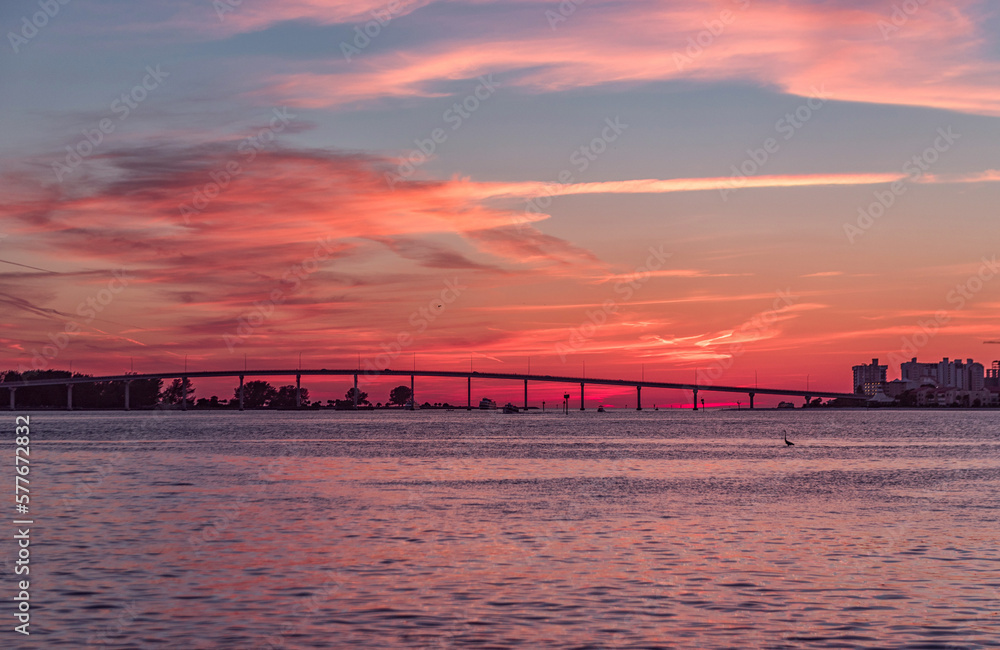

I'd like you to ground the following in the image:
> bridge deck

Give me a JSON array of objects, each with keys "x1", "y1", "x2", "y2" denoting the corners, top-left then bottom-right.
[{"x1": 3, "y1": 368, "x2": 856, "y2": 399}]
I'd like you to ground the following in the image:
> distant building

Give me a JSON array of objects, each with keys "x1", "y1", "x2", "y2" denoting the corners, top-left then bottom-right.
[
  {"x1": 940, "y1": 358, "x2": 984, "y2": 390},
  {"x1": 986, "y1": 361, "x2": 1000, "y2": 388},
  {"x1": 901, "y1": 357, "x2": 984, "y2": 390},
  {"x1": 868, "y1": 385, "x2": 895, "y2": 404},
  {"x1": 853, "y1": 358, "x2": 887, "y2": 396},
  {"x1": 883, "y1": 379, "x2": 909, "y2": 399},
  {"x1": 910, "y1": 386, "x2": 936, "y2": 407},
  {"x1": 931, "y1": 387, "x2": 990, "y2": 408},
  {"x1": 900, "y1": 358, "x2": 940, "y2": 388}
]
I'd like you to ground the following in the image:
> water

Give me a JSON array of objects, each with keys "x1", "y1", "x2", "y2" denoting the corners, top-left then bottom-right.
[{"x1": 11, "y1": 409, "x2": 1000, "y2": 648}]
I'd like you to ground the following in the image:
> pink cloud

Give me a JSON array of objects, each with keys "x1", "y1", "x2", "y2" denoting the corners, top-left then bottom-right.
[
  {"x1": 0, "y1": 140, "x2": 613, "y2": 372},
  {"x1": 252, "y1": 0, "x2": 1000, "y2": 116}
]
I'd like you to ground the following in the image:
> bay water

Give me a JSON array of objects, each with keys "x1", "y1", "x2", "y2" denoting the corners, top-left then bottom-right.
[{"x1": 13, "y1": 409, "x2": 1000, "y2": 648}]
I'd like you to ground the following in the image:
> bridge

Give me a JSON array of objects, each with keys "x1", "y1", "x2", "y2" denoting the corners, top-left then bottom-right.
[{"x1": 4, "y1": 368, "x2": 859, "y2": 411}]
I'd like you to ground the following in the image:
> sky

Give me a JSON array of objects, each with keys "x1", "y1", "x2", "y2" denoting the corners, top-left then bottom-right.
[{"x1": 2, "y1": 0, "x2": 1000, "y2": 406}]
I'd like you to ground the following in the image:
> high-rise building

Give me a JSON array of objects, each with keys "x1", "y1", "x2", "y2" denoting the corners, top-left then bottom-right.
[
  {"x1": 900, "y1": 357, "x2": 985, "y2": 390},
  {"x1": 968, "y1": 360, "x2": 985, "y2": 391},
  {"x1": 852, "y1": 358, "x2": 887, "y2": 396},
  {"x1": 901, "y1": 358, "x2": 938, "y2": 387},
  {"x1": 987, "y1": 361, "x2": 1000, "y2": 388}
]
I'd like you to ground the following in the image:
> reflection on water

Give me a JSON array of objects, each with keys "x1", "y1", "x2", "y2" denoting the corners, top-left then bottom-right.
[{"x1": 17, "y1": 410, "x2": 1000, "y2": 648}]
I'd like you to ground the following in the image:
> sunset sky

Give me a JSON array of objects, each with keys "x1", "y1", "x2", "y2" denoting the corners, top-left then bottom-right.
[{"x1": 2, "y1": 0, "x2": 1000, "y2": 406}]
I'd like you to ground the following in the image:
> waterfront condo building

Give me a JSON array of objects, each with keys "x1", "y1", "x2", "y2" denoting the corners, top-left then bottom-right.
[
  {"x1": 900, "y1": 357, "x2": 985, "y2": 390},
  {"x1": 853, "y1": 358, "x2": 887, "y2": 396}
]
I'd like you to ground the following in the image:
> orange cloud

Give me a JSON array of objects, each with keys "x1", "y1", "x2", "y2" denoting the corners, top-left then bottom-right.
[
  {"x1": 4, "y1": 145, "x2": 592, "y2": 274},
  {"x1": 0, "y1": 141, "x2": 613, "y2": 373}
]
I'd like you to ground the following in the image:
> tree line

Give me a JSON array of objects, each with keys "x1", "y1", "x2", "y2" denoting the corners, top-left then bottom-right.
[{"x1": 0, "y1": 369, "x2": 417, "y2": 410}]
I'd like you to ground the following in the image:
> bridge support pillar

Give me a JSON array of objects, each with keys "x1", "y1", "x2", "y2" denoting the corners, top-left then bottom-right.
[
  {"x1": 692, "y1": 388, "x2": 698, "y2": 411},
  {"x1": 296, "y1": 374, "x2": 301, "y2": 408},
  {"x1": 181, "y1": 376, "x2": 187, "y2": 411},
  {"x1": 749, "y1": 392, "x2": 755, "y2": 409},
  {"x1": 9, "y1": 387, "x2": 15, "y2": 411},
  {"x1": 353, "y1": 374, "x2": 358, "y2": 409},
  {"x1": 238, "y1": 375, "x2": 244, "y2": 411},
  {"x1": 125, "y1": 381, "x2": 131, "y2": 411},
  {"x1": 467, "y1": 377, "x2": 471, "y2": 411},
  {"x1": 804, "y1": 394, "x2": 811, "y2": 406},
  {"x1": 410, "y1": 374, "x2": 414, "y2": 410},
  {"x1": 636, "y1": 385, "x2": 642, "y2": 411},
  {"x1": 524, "y1": 379, "x2": 528, "y2": 412},
  {"x1": 67, "y1": 384, "x2": 73, "y2": 411},
  {"x1": 580, "y1": 382, "x2": 585, "y2": 411}
]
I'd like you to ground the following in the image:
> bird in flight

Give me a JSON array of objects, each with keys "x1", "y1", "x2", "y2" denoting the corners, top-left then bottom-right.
[{"x1": 784, "y1": 430, "x2": 794, "y2": 446}]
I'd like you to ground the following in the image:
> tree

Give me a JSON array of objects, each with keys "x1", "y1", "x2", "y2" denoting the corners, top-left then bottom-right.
[
  {"x1": 389, "y1": 385, "x2": 412, "y2": 406},
  {"x1": 345, "y1": 387, "x2": 369, "y2": 406},
  {"x1": 0, "y1": 370, "x2": 162, "y2": 409},
  {"x1": 161, "y1": 377, "x2": 194, "y2": 405},
  {"x1": 237, "y1": 380, "x2": 277, "y2": 408},
  {"x1": 128, "y1": 375, "x2": 163, "y2": 408},
  {"x1": 8, "y1": 370, "x2": 71, "y2": 407},
  {"x1": 270, "y1": 385, "x2": 308, "y2": 408}
]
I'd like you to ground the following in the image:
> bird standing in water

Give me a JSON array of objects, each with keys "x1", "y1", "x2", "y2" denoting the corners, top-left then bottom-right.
[{"x1": 784, "y1": 430, "x2": 794, "y2": 446}]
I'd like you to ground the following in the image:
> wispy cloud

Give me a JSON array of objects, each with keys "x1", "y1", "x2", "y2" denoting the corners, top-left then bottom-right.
[
  {"x1": 451, "y1": 170, "x2": 1000, "y2": 202},
  {"x1": 246, "y1": 0, "x2": 1000, "y2": 116},
  {"x1": 801, "y1": 271, "x2": 844, "y2": 278},
  {"x1": 599, "y1": 269, "x2": 752, "y2": 283}
]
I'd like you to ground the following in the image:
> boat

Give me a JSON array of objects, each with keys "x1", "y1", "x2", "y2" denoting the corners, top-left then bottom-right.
[
  {"x1": 502, "y1": 403, "x2": 519, "y2": 413},
  {"x1": 777, "y1": 401, "x2": 795, "y2": 409},
  {"x1": 478, "y1": 398, "x2": 496, "y2": 410},
  {"x1": 597, "y1": 405, "x2": 605, "y2": 412}
]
